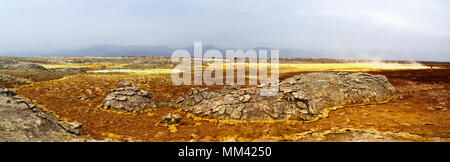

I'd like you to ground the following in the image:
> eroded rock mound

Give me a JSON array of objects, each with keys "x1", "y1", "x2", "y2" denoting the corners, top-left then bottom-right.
[
  {"x1": 100, "y1": 82, "x2": 158, "y2": 113},
  {"x1": 179, "y1": 72, "x2": 397, "y2": 121}
]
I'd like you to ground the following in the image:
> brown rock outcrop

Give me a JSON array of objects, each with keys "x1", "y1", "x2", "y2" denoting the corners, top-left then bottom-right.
[{"x1": 179, "y1": 72, "x2": 397, "y2": 121}]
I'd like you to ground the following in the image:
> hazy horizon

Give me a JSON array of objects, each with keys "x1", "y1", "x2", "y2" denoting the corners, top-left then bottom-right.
[{"x1": 1, "y1": 0, "x2": 449, "y2": 61}]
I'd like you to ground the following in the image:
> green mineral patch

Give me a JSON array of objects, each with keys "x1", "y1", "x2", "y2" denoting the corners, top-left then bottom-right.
[
  {"x1": 39, "y1": 62, "x2": 127, "y2": 70},
  {"x1": 90, "y1": 69, "x2": 179, "y2": 74},
  {"x1": 40, "y1": 64, "x2": 93, "y2": 69}
]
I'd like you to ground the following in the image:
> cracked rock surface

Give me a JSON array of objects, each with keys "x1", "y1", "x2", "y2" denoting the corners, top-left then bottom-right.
[
  {"x1": 0, "y1": 88, "x2": 87, "y2": 142},
  {"x1": 100, "y1": 82, "x2": 158, "y2": 113},
  {"x1": 179, "y1": 72, "x2": 397, "y2": 121}
]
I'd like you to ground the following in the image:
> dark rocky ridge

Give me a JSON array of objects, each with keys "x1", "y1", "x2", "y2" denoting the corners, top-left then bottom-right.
[
  {"x1": 0, "y1": 61, "x2": 47, "y2": 71},
  {"x1": 0, "y1": 74, "x2": 32, "y2": 88},
  {"x1": 0, "y1": 61, "x2": 86, "y2": 88},
  {"x1": 49, "y1": 67, "x2": 86, "y2": 74},
  {"x1": 179, "y1": 72, "x2": 397, "y2": 121},
  {"x1": 0, "y1": 88, "x2": 90, "y2": 141}
]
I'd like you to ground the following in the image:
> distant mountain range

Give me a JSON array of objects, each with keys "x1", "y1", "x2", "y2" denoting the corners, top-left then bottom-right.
[
  {"x1": 40, "y1": 44, "x2": 327, "y2": 58},
  {"x1": 49, "y1": 45, "x2": 174, "y2": 57},
  {"x1": 2, "y1": 44, "x2": 448, "y2": 62}
]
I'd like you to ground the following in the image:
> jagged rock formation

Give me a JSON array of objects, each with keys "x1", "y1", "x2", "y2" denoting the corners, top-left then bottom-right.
[
  {"x1": 179, "y1": 72, "x2": 397, "y2": 121},
  {"x1": 100, "y1": 82, "x2": 158, "y2": 113},
  {"x1": 0, "y1": 88, "x2": 87, "y2": 141}
]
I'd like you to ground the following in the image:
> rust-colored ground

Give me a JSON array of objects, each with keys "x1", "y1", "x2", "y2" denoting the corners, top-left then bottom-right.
[{"x1": 16, "y1": 65, "x2": 450, "y2": 142}]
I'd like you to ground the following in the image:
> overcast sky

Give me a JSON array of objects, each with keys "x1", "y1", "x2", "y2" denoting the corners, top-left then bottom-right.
[{"x1": 0, "y1": 0, "x2": 449, "y2": 60}]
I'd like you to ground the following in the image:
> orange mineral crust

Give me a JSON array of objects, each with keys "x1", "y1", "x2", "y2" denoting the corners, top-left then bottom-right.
[{"x1": 16, "y1": 62, "x2": 450, "y2": 142}]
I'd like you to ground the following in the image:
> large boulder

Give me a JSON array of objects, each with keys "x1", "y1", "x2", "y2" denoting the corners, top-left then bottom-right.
[
  {"x1": 179, "y1": 72, "x2": 397, "y2": 121},
  {"x1": 100, "y1": 82, "x2": 158, "y2": 113}
]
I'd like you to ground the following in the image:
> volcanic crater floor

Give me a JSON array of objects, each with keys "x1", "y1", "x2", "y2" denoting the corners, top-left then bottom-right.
[{"x1": 16, "y1": 69, "x2": 450, "y2": 142}]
